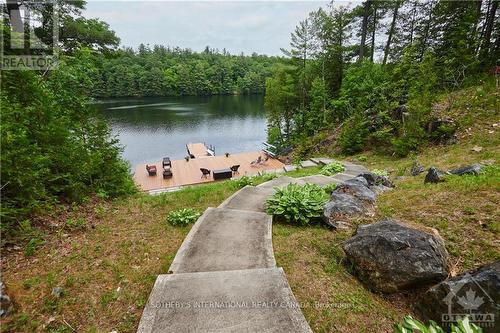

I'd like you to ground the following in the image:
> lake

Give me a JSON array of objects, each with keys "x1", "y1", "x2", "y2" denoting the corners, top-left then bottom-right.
[{"x1": 92, "y1": 95, "x2": 268, "y2": 167}]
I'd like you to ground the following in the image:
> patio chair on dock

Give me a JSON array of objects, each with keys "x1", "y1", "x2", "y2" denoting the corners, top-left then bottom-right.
[
  {"x1": 250, "y1": 156, "x2": 262, "y2": 166},
  {"x1": 200, "y1": 168, "x2": 211, "y2": 179},
  {"x1": 146, "y1": 164, "x2": 157, "y2": 176},
  {"x1": 230, "y1": 165, "x2": 240, "y2": 175}
]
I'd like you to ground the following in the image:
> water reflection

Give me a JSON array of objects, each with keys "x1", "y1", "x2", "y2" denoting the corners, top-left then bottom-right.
[{"x1": 92, "y1": 95, "x2": 267, "y2": 167}]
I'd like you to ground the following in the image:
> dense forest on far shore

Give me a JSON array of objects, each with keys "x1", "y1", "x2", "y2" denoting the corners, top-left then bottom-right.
[{"x1": 91, "y1": 46, "x2": 282, "y2": 98}]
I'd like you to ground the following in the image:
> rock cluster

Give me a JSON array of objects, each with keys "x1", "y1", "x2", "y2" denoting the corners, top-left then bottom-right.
[
  {"x1": 0, "y1": 279, "x2": 12, "y2": 317},
  {"x1": 424, "y1": 164, "x2": 483, "y2": 183},
  {"x1": 322, "y1": 172, "x2": 393, "y2": 229},
  {"x1": 343, "y1": 219, "x2": 450, "y2": 293}
]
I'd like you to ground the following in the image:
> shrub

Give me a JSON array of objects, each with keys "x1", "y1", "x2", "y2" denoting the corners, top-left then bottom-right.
[
  {"x1": 231, "y1": 175, "x2": 254, "y2": 189},
  {"x1": 266, "y1": 183, "x2": 329, "y2": 225},
  {"x1": 166, "y1": 208, "x2": 201, "y2": 226},
  {"x1": 394, "y1": 315, "x2": 482, "y2": 333},
  {"x1": 371, "y1": 169, "x2": 389, "y2": 177},
  {"x1": 320, "y1": 162, "x2": 346, "y2": 176},
  {"x1": 323, "y1": 183, "x2": 338, "y2": 194}
]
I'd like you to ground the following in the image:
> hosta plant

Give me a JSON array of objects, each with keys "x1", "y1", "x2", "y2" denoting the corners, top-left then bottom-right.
[
  {"x1": 372, "y1": 168, "x2": 389, "y2": 177},
  {"x1": 266, "y1": 183, "x2": 328, "y2": 225},
  {"x1": 394, "y1": 315, "x2": 483, "y2": 333},
  {"x1": 320, "y1": 162, "x2": 346, "y2": 176},
  {"x1": 167, "y1": 208, "x2": 201, "y2": 226}
]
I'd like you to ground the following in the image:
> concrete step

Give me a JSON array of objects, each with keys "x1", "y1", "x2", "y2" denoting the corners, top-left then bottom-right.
[
  {"x1": 342, "y1": 161, "x2": 369, "y2": 176},
  {"x1": 331, "y1": 172, "x2": 357, "y2": 182},
  {"x1": 309, "y1": 157, "x2": 335, "y2": 165},
  {"x1": 299, "y1": 160, "x2": 318, "y2": 168},
  {"x1": 257, "y1": 176, "x2": 306, "y2": 189},
  {"x1": 219, "y1": 185, "x2": 275, "y2": 213},
  {"x1": 299, "y1": 175, "x2": 341, "y2": 187},
  {"x1": 169, "y1": 208, "x2": 275, "y2": 274},
  {"x1": 137, "y1": 267, "x2": 312, "y2": 333}
]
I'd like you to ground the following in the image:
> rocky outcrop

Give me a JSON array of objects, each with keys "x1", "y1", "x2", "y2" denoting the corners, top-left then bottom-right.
[
  {"x1": 424, "y1": 167, "x2": 448, "y2": 183},
  {"x1": 449, "y1": 164, "x2": 483, "y2": 176},
  {"x1": 418, "y1": 261, "x2": 500, "y2": 333},
  {"x1": 342, "y1": 219, "x2": 450, "y2": 293}
]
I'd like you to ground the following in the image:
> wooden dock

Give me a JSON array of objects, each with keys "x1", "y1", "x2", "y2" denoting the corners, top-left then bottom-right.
[
  {"x1": 186, "y1": 143, "x2": 213, "y2": 158},
  {"x1": 134, "y1": 150, "x2": 285, "y2": 192}
]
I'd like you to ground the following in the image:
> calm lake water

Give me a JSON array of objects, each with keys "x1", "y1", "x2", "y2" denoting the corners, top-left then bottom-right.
[{"x1": 92, "y1": 95, "x2": 267, "y2": 167}]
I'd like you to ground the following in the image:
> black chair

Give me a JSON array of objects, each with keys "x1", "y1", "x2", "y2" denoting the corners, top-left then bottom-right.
[
  {"x1": 162, "y1": 157, "x2": 171, "y2": 168},
  {"x1": 146, "y1": 164, "x2": 157, "y2": 176},
  {"x1": 230, "y1": 165, "x2": 240, "y2": 175},
  {"x1": 200, "y1": 168, "x2": 211, "y2": 179}
]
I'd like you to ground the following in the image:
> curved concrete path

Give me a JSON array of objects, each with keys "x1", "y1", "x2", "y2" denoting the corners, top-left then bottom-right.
[{"x1": 138, "y1": 159, "x2": 367, "y2": 332}]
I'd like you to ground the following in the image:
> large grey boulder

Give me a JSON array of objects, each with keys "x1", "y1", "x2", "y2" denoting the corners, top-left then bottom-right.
[
  {"x1": 418, "y1": 261, "x2": 499, "y2": 333},
  {"x1": 449, "y1": 164, "x2": 483, "y2": 176},
  {"x1": 322, "y1": 192, "x2": 371, "y2": 229},
  {"x1": 343, "y1": 219, "x2": 450, "y2": 293},
  {"x1": 322, "y1": 178, "x2": 376, "y2": 229}
]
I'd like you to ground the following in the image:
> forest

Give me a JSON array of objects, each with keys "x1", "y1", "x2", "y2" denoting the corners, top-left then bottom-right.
[
  {"x1": 265, "y1": 0, "x2": 499, "y2": 157},
  {"x1": 92, "y1": 46, "x2": 280, "y2": 97}
]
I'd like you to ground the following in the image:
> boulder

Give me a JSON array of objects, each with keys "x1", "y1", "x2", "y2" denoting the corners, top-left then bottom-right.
[
  {"x1": 357, "y1": 172, "x2": 394, "y2": 188},
  {"x1": 418, "y1": 261, "x2": 499, "y2": 333},
  {"x1": 411, "y1": 161, "x2": 425, "y2": 176},
  {"x1": 322, "y1": 192, "x2": 372, "y2": 229},
  {"x1": 343, "y1": 219, "x2": 450, "y2": 293},
  {"x1": 424, "y1": 167, "x2": 448, "y2": 183},
  {"x1": 449, "y1": 164, "x2": 482, "y2": 176},
  {"x1": 336, "y1": 178, "x2": 376, "y2": 203},
  {"x1": 0, "y1": 279, "x2": 12, "y2": 317}
]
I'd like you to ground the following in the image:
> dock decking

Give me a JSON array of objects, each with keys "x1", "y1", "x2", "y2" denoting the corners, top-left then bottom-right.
[
  {"x1": 134, "y1": 151, "x2": 285, "y2": 192},
  {"x1": 186, "y1": 143, "x2": 212, "y2": 158}
]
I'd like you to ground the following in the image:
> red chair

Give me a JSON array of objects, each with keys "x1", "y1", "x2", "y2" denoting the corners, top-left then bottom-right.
[{"x1": 146, "y1": 164, "x2": 157, "y2": 176}]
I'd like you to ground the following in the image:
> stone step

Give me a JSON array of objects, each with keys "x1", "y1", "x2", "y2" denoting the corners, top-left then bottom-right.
[
  {"x1": 218, "y1": 185, "x2": 275, "y2": 213},
  {"x1": 169, "y1": 208, "x2": 275, "y2": 274},
  {"x1": 257, "y1": 176, "x2": 307, "y2": 189},
  {"x1": 342, "y1": 162, "x2": 369, "y2": 176},
  {"x1": 298, "y1": 175, "x2": 341, "y2": 187},
  {"x1": 309, "y1": 157, "x2": 335, "y2": 165},
  {"x1": 137, "y1": 267, "x2": 312, "y2": 333}
]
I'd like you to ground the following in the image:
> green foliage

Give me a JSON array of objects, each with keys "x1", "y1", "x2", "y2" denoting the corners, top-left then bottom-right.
[
  {"x1": 166, "y1": 208, "x2": 201, "y2": 226},
  {"x1": 25, "y1": 238, "x2": 44, "y2": 257},
  {"x1": 371, "y1": 169, "x2": 389, "y2": 177},
  {"x1": 323, "y1": 183, "x2": 338, "y2": 194},
  {"x1": 394, "y1": 315, "x2": 483, "y2": 333},
  {"x1": 93, "y1": 46, "x2": 280, "y2": 97},
  {"x1": 1, "y1": 50, "x2": 136, "y2": 238},
  {"x1": 320, "y1": 162, "x2": 346, "y2": 176},
  {"x1": 65, "y1": 218, "x2": 87, "y2": 231},
  {"x1": 231, "y1": 176, "x2": 255, "y2": 188},
  {"x1": 266, "y1": 183, "x2": 329, "y2": 225}
]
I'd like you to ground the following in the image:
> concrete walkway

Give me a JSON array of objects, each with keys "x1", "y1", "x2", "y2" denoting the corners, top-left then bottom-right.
[{"x1": 138, "y1": 159, "x2": 366, "y2": 332}]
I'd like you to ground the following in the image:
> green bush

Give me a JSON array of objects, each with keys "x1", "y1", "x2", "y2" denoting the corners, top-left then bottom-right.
[
  {"x1": 320, "y1": 162, "x2": 346, "y2": 176},
  {"x1": 323, "y1": 183, "x2": 338, "y2": 194},
  {"x1": 231, "y1": 175, "x2": 254, "y2": 189},
  {"x1": 166, "y1": 208, "x2": 201, "y2": 226},
  {"x1": 266, "y1": 183, "x2": 329, "y2": 225},
  {"x1": 394, "y1": 315, "x2": 482, "y2": 333}
]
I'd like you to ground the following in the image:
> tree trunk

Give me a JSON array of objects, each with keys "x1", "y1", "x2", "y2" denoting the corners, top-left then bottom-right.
[
  {"x1": 383, "y1": 1, "x2": 400, "y2": 65},
  {"x1": 370, "y1": 6, "x2": 377, "y2": 62},
  {"x1": 359, "y1": 0, "x2": 372, "y2": 61},
  {"x1": 419, "y1": 3, "x2": 435, "y2": 61},
  {"x1": 481, "y1": 0, "x2": 499, "y2": 58},
  {"x1": 6, "y1": 0, "x2": 23, "y2": 33},
  {"x1": 409, "y1": 1, "x2": 418, "y2": 45}
]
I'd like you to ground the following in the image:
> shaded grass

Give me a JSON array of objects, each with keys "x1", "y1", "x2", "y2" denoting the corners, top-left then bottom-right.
[{"x1": 0, "y1": 166, "x2": 324, "y2": 332}]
